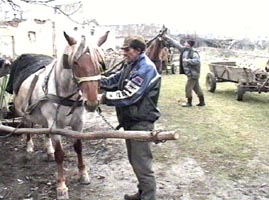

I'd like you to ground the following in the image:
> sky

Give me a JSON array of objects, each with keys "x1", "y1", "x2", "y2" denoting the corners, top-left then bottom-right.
[
  {"x1": 2, "y1": 0, "x2": 268, "y2": 39},
  {"x1": 81, "y1": 0, "x2": 269, "y2": 39}
]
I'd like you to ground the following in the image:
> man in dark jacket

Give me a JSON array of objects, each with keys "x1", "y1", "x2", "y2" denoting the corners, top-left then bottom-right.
[
  {"x1": 162, "y1": 34, "x2": 205, "y2": 107},
  {"x1": 99, "y1": 35, "x2": 161, "y2": 200}
]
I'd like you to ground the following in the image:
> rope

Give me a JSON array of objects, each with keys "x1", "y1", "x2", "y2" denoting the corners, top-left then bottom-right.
[
  {"x1": 0, "y1": 114, "x2": 27, "y2": 139},
  {"x1": 151, "y1": 129, "x2": 166, "y2": 144}
]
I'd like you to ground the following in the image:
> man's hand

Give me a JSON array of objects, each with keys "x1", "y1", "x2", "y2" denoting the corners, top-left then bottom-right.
[
  {"x1": 183, "y1": 58, "x2": 190, "y2": 63},
  {"x1": 97, "y1": 93, "x2": 104, "y2": 104},
  {"x1": 4, "y1": 60, "x2": 11, "y2": 66}
]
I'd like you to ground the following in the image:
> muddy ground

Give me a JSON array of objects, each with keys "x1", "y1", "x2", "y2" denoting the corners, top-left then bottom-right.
[{"x1": 0, "y1": 105, "x2": 269, "y2": 200}]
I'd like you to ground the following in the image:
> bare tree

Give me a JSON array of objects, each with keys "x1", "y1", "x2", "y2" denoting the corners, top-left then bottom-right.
[{"x1": 1, "y1": 0, "x2": 86, "y2": 24}]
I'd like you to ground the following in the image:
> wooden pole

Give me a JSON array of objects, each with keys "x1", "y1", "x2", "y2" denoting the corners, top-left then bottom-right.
[{"x1": 0, "y1": 125, "x2": 179, "y2": 142}]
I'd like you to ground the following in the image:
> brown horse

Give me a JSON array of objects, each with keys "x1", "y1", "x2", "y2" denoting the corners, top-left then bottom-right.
[
  {"x1": 265, "y1": 59, "x2": 269, "y2": 72},
  {"x1": 11, "y1": 31, "x2": 108, "y2": 199},
  {"x1": 146, "y1": 37, "x2": 167, "y2": 74},
  {"x1": 160, "y1": 46, "x2": 173, "y2": 74},
  {"x1": 0, "y1": 57, "x2": 11, "y2": 77},
  {"x1": 146, "y1": 28, "x2": 169, "y2": 74}
]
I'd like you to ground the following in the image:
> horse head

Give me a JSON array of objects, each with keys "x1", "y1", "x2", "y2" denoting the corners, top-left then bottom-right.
[
  {"x1": 265, "y1": 59, "x2": 269, "y2": 72},
  {"x1": 0, "y1": 58, "x2": 11, "y2": 78},
  {"x1": 63, "y1": 31, "x2": 108, "y2": 112},
  {"x1": 146, "y1": 29, "x2": 168, "y2": 74}
]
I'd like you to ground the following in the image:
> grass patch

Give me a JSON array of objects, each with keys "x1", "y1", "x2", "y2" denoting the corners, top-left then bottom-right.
[{"x1": 156, "y1": 55, "x2": 269, "y2": 179}]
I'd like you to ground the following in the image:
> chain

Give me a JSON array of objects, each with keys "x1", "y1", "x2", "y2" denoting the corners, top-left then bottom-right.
[
  {"x1": 96, "y1": 107, "x2": 116, "y2": 130},
  {"x1": 95, "y1": 107, "x2": 167, "y2": 143}
]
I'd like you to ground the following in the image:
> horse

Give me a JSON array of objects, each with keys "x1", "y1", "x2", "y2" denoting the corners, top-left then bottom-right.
[
  {"x1": 265, "y1": 59, "x2": 269, "y2": 72},
  {"x1": 146, "y1": 28, "x2": 169, "y2": 74},
  {"x1": 0, "y1": 57, "x2": 11, "y2": 78},
  {"x1": 10, "y1": 31, "x2": 108, "y2": 199},
  {"x1": 159, "y1": 46, "x2": 173, "y2": 74}
]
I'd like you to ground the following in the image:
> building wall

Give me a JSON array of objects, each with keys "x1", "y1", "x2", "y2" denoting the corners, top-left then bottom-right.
[{"x1": 0, "y1": 19, "x2": 54, "y2": 58}]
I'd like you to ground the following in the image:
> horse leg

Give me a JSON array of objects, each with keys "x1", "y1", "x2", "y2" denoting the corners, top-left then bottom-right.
[
  {"x1": 73, "y1": 139, "x2": 90, "y2": 184},
  {"x1": 44, "y1": 133, "x2": 55, "y2": 161},
  {"x1": 26, "y1": 133, "x2": 34, "y2": 152},
  {"x1": 25, "y1": 122, "x2": 34, "y2": 152},
  {"x1": 54, "y1": 138, "x2": 69, "y2": 199}
]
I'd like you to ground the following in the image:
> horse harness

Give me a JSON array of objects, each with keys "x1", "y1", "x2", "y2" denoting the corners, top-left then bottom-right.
[{"x1": 25, "y1": 52, "x2": 102, "y2": 116}]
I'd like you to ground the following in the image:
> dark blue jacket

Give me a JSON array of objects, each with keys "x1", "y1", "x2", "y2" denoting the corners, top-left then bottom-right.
[{"x1": 101, "y1": 53, "x2": 161, "y2": 126}]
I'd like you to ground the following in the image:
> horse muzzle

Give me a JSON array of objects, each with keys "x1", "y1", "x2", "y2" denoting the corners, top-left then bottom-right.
[{"x1": 84, "y1": 101, "x2": 99, "y2": 112}]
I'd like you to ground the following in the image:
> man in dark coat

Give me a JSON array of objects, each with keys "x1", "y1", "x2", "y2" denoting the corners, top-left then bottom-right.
[
  {"x1": 163, "y1": 34, "x2": 205, "y2": 107},
  {"x1": 98, "y1": 35, "x2": 161, "y2": 200}
]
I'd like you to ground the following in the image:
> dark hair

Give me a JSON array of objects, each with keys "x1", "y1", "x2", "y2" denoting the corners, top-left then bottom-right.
[{"x1": 187, "y1": 40, "x2": 195, "y2": 47}]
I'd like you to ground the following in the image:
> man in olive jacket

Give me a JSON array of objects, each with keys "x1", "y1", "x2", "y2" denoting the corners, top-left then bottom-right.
[
  {"x1": 99, "y1": 35, "x2": 161, "y2": 200},
  {"x1": 163, "y1": 34, "x2": 205, "y2": 107}
]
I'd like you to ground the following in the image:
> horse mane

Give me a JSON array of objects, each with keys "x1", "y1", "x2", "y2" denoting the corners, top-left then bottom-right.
[{"x1": 63, "y1": 39, "x2": 106, "y2": 72}]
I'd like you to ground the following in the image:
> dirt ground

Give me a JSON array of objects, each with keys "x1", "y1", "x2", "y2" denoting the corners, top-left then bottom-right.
[{"x1": 1, "y1": 105, "x2": 269, "y2": 200}]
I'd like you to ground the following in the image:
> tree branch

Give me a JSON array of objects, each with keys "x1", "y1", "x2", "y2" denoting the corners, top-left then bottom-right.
[
  {"x1": 0, "y1": 124, "x2": 179, "y2": 142},
  {"x1": 2, "y1": 0, "x2": 85, "y2": 25}
]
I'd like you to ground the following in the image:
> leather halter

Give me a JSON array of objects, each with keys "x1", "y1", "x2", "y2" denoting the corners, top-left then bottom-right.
[
  {"x1": 73, "y1": 74, "x2": 101, "y2": 84},
  {"x1": 63, "y1": 47, "x2": 103, "y2": 85}
]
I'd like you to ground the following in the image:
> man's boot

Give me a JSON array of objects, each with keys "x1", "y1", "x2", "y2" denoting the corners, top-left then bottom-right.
[
  {"x1": 181, "y1": 97, "x2": 192, "y2": 107},
  {"x1": 197, "y1": 95, "x2": 205, "y2": 106},
  {"x1": 124, "y1": 191, "x2": 141, "y2": 200}
]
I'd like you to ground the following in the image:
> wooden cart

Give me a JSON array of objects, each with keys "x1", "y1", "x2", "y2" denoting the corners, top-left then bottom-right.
[{"x1": 206, "y1": 61, "x2": 269, "y2": 101}]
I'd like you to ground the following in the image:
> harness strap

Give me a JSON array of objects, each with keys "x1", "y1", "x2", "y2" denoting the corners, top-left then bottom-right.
[
  {"x1": 26, "y1": 93, "x2": 82, "y2": 114},
  {"x1": 42, "y1": 60, "x2": 57, "y2": 94},
  {"x1": 66, "y1": 94, "x2": 83, "y2": 116},
  {"x1": 24, "y1": 75, "x2": 39, "y2": 113}
]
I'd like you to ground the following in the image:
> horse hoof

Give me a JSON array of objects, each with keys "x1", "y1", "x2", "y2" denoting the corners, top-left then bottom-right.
[
  {"x1": 26, "y1": 147, "x2": 34, "y2": 153},
  {"x1": 26, "y1": 141, "x2": 34, "y2": 152},
  {"x1": 80, "y1": 174, "x2": 90, "y2": 185},
  {"x1": 57, "y1": 187, "x2": 69, "y2": 199}
]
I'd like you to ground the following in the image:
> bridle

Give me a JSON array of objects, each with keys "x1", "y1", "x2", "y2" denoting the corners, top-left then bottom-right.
[
  {"x1": 73, "y1": 74, "x2": 102, "y2": 85},
  {"x1": 63, "y1": 47, "x2": 103, "y2": 87}
]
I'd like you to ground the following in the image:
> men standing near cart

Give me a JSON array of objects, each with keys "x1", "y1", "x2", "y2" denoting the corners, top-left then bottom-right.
[
  {"x1": 98, "y1": 35, "x2": 161, "y2": 200},
  {"x1": 162, "y1": 34, "x2": 205, "y2": 107}
]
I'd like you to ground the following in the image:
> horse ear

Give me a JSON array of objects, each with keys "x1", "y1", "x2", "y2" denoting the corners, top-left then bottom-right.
[
  {"x1": 97, "y1": 31, "x2": 110, "y2": 47},
  {"x1": 64, "y1": 31, "x2": 77, "y2": 46}
]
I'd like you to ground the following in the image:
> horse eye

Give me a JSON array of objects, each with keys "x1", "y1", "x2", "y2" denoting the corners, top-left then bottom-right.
[{"x1": 73, "y1": 61, "x2": 79, "y2": 67}]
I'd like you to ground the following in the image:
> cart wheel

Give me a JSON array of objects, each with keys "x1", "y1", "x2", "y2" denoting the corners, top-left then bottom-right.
[
  {"x1": 206, "y1": 72, "x2": 216, "y2": 92},
  {"x1": 236, "y1": 85, "x2": 245, "y2": 101}
]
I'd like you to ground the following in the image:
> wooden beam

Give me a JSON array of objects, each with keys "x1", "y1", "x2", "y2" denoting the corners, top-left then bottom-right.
[{"x1": 0, "y1": 125, "x2": 179, "y2": 142}]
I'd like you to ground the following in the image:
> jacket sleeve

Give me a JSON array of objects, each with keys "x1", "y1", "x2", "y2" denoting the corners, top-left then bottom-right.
[
  {"x1": 103, "y1": 64, "x2": 160, "y2": 107},
  {"x1": 163, "y1": 36, "x2": 184, "y2": 52},
  {"x1": 187, "y1": 52, "x2": 200, "y2": 66},
  {"x1": 100, "y1": 70, "x2": 122, "y2": 91}
]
